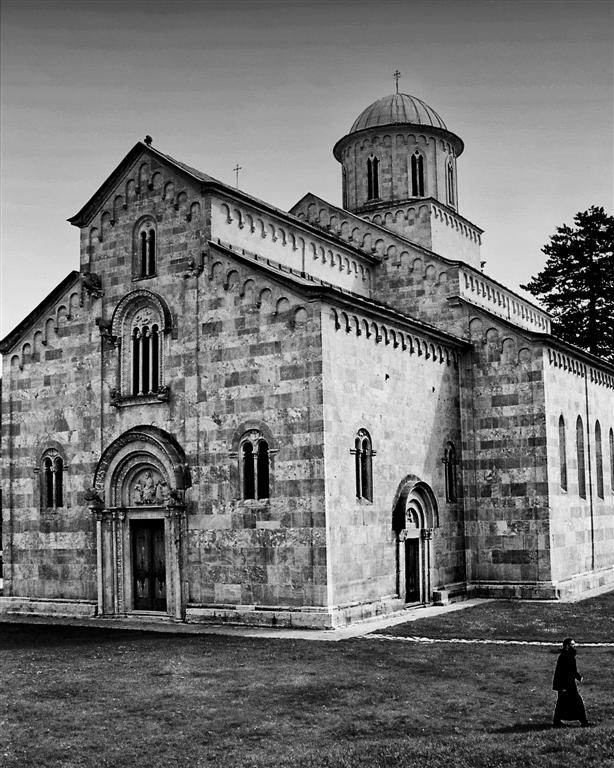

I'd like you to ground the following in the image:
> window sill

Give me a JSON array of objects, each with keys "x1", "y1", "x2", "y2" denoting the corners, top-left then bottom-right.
[
  {"x1": 110, "y1": 389, "x2": 170, "y2": 407},
  {"x1": 239, "y1": 498, "x2": 271, "y2": 508},
  {"x1": 132, "y1": 274, "x2": 158, "y2": 282}
]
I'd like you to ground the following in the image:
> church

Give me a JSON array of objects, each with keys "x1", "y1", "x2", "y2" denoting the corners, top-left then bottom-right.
[{"x1": 1, "y1": 91, "x2": 613, "y2": 628}]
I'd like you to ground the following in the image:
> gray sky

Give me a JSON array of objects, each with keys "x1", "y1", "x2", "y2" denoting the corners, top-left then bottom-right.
[{"x1": 1, "y1": 0, "x2": 612, "y2": 336}]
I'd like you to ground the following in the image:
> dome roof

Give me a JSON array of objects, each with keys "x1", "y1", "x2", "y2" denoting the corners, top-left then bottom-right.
[{"x1": 349, "y1": 93, "x2": 448, "y2": 133}]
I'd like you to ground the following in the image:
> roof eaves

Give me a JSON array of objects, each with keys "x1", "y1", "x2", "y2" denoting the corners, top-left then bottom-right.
[
  {"x1": 209, "y1": 240, "x2": 467, "y2": 349},
  {"x1": 0, "y1": 271, "x2": 81, "y2": 354}
]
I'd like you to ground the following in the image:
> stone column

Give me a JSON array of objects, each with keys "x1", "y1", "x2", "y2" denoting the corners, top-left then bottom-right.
[
  {"x1": 115, "y1": 509, "x2": 126, "y2": 615},
  {"x1": 165, "y1": 500, "x2": 186, "y2": 621},
  {"x1": 93, "y1": 510, "x2": 104, "y2": 615},
  {"x1": 421, "y1": 528, "x2": 434, "y2": 603}
]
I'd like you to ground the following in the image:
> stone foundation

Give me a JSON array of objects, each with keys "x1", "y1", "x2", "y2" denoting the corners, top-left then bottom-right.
[
  {"x1": 0, "y1": 597, "x2": 97, "y2": 618},
  {"x1": 186, "y1": 595, "x2": 407, "y2": 630}
]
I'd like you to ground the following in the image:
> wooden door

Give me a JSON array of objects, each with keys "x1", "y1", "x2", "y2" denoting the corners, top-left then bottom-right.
[
  {"x1": 132, "y1": 520, "x2": 167, "y2": 611},
  {"x1": 404, "y1": 538, "x2": 420, "y2": 603}
]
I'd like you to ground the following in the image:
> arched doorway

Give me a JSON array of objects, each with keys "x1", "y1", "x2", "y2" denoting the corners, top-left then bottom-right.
[
  {"x1": 88, "y1": 426, "x2": 190, "y2": 620},
  {"x1": 392, "y1": 477, "x2": 438, "y2": 604}
]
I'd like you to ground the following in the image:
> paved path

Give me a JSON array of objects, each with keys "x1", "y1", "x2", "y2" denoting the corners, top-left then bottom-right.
[{"x1": 370, "y1": 635, "x2": 614, "y2": 647}]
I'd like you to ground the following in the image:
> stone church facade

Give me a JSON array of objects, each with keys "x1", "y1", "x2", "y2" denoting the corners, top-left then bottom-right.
[{"x1": 1, "y1": 93, "x2": 613, "y2": 627}]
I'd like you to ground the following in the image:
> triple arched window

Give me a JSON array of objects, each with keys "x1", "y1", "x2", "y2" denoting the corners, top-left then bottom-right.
[
  {"x1": 135, "y1": 219, "x2": 156, "y2": 278},
  {"x1": 410, "y1": 152, "x2": 425, "y2": 197},
  {"x1": 240, "y1": 431, "x2": 270, "y2": 500},
  {"x1": 367, "y1": 155, "x2": 380, "y2": 200},
  {"x1": 111, "y1": 290, "x2": 170, "y2": 401},
  {"x1": 443, "y1": 442, "x2": 457, "y2": 502},
  {"x1": 353, "y1": 429, "x2": 374, "y2": 502},
  {"x1": 41, "y1": 450, "x2": 64, "y2": 508},
  {"x1": 131, "y1": 322, "x2": 160, "y2": 395}
]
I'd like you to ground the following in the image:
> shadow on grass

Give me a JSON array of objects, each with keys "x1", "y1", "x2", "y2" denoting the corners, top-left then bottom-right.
[
  {"x1": 491, "y1": 722, "x2": 558, "y2": 734},
  {"x1": 0, "y1": 621, "x2": 190, "y2": 649}
]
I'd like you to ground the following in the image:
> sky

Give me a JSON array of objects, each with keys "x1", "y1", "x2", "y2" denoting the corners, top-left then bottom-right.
[{"x1": 1, "y1": 0, "x2": 612, "y2": 337}]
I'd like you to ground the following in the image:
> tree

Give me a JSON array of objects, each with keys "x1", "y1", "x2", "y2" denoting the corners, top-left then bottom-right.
[{"x1": 521, "y1": 206, "x2": 614, "y2": 364}]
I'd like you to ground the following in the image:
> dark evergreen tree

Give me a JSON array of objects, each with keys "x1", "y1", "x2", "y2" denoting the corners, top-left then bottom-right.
[{"x1": 521, "y1": 206, "x2": 614, "y2": 364}]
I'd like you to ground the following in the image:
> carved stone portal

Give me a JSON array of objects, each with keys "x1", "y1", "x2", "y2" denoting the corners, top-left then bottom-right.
[{"x1": 131, "y1": 467, "x2": 171, "y2": 506}]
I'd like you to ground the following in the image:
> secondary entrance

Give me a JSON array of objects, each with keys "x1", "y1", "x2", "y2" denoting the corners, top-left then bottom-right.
[
  {"x1": 392, "y1": 477, "x2": 439, "y2": 605},
  {"x1": 404, "y1": 538, "x2": 420, "y2": 602},
  {"x1": 131, "y1": 520, "x2": 167, "y2": 611}
]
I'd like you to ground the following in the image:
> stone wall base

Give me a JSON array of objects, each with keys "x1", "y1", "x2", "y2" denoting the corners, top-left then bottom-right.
[
  {"x1": 553, "y1": 565, "x2": 614, "y2": 600},
  {"x1": 0, "y1": 597, "x2": 97, "y2": 619},
  {"x1": 186, "y1": 596, "x2": 406, "y2": 630},
  {"x1": 466, "y1": 567, "x2": 614, "y2": 600}
]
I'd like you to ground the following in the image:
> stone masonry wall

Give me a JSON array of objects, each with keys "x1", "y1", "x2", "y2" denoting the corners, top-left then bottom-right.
[
  {"x1": 320, "y1": 304, "x2": 464, "y2": 608},
  {"x1": 1, "y1": 279, "x2": 99, "y2": 599},
  {"x1": 459, "y1": 318, "x2": 552, "y2": 596},
  {"x1": 186, "y1": 245, "x2": 327, "y2": 609},
  {"x1": 543, "y1": 351, "x2": 614, "y2": 585}
]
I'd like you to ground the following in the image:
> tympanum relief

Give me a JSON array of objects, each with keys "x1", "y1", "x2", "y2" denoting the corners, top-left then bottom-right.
[{"x1": 131, "y1": 468, "x2": 171, "y2": 505}]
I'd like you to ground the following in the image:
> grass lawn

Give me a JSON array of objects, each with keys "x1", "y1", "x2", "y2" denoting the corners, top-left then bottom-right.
[
  {"x1": 1, "y1": 596, "x2": 612, "y2": 768},
  {"x1": 376, "y1": 591, "x2": 614, "y2": 643}
]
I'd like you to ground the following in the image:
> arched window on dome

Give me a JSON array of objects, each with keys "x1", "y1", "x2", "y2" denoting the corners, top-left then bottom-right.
[
  {"x1": 558, "y1": 415, "x2": 568, "y2": 491},
  {"x1": 411, "y1": 152, "x2": 425, "y2": 197},
  {"x1": 134, "y1": 219, "x2": 157, "y2": 279},
  {"x1": 447, "y1": 159, "x2": 455, "y2": 207},
  {"x1": 367, "y1": 155, "x2": 379, "y2": 200},
  {"x1": 576, "y1": 416, "x2": 586, "y2": 499}
]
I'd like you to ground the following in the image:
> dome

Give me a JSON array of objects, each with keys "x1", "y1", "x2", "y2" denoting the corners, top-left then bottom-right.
[{"x1": 349, "y1": 93, "x2": 448, "y2": 133}]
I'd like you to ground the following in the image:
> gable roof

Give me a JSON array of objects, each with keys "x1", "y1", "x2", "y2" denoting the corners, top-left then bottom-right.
[{"x1": 0, "y1": 271, "x2": 81, "y2": 354}]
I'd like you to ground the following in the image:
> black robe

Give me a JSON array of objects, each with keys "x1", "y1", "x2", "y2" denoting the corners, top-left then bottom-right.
[{"x1": 552, "y1": 649, "x2": 587, "y2": 723}]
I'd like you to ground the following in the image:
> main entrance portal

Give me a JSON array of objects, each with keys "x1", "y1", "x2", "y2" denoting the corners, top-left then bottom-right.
[{"x1": 131, "y1": 520, "x2": 167, "y2": 611}]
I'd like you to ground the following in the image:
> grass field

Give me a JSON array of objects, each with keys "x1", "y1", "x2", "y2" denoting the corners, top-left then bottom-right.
[{"x1": 1, "y1": 594, "x2": 613, "y2": 768}]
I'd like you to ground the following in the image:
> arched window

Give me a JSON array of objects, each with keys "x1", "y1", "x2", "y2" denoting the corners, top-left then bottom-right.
[
  {"x1": 610, "y1": 428, "x2": 614, "y2": 492},
  {"x1": 257, "y1": 440, "x2": 270, "y2": 500},
  {"x1": 411, "y1": 152, "x2": 425, "y2": 197},
  {"x1": 595, "y1": 421, "x2": 604, "y2": 499},
  {"x1": 367, "y1": 155, "x2": 379, "y2": 200},
  {"x1": 353, "y1": 429, "x2": 374, "y2": 502},
  {"x1": 447, "y1": 160, "x2": 455, "y2": 207},
  {"x1": 41, "y1": 451, "x2": 64, "y2": 508},
  {"x1": 559, "y1": 415, "x2": 568, "y2": 491},
  {"x1": 242, "y1": 442, "x2": 255, "y2": 499},
  {"x1": 443, "y1": 442, "x2": 457, "y2": 502},
  {"x1": 111, "y1": 290, "x2": 170, "y2": 401},
  {"x1": 240, "y1": 431, "x2": 271, "y2": 500},
  {"x1": 131, "y1": 322, "x2": 160, "y2": 396},
  {"x1": 135, "y1": 220, "x2": 156, "y2": 278},
  {"x1": 576, "y1": 416, "x2": 586, "y2": 499}
]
